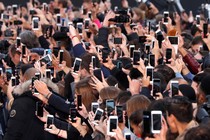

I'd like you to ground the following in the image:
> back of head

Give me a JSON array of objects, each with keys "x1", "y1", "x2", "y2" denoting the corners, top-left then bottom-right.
[
  {"x1": 20, "y1": 30, "x2": 39, "y2": 49},
  {"x1": 155, "y1": 65, "x2": 175, "y2": 83},
  {"x1": 126, "y1": 95, "x2": 150, "y2": 117},
  {"x1": 165, "y1": 96, "x2": 193, "y2": 123},
  {"x1": 24, "y1": 68, "x2": 40, "y2": 81},
  {"x1": 184, "y1": 125, "x2": 210, "y2": 140},
  {"x1": 20, "y1": 64, "x2": 33, "y2": 76},
  {"x1": 129, "y1": 110, "x2": 143, "y2": 126},
  {"x1": 199, "y1": 75, "x2": 210, "y2": 96},
  {"x1": 99, "y1": 86, "x2": 121, "y2": 103}
]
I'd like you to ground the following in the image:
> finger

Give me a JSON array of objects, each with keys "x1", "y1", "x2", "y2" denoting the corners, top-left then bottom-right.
[{"x1": 127, "y1": 75, "x2": 132, "y2": 83}]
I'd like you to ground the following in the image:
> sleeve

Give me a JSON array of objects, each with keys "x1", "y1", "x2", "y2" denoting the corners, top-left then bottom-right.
[
  {"x1": 54, "y1": 118, "x2": 69, "y2": 130},
  {"x1": 3, "y1": 99, "x2": 32, "y2": 140},
  {"x1": 183, "y1": 72, "x2": 194, "y2": 81},
  {"x1": 175, "y1": 72, "x2": 183, "y2": 79},
  {"x1": 67, "y1": 125, "x2": 80, "y2": 140},
  {"x1": 38, "y1": 35, "x2": 50, "y2": 49},
  {"x1": 183, "y1": 53, "x2": 200, "y2": 74},
  {"x1": 48, "y1": 93, "x2": 71, "y2": 114},
  {"x1": 64, "y1": 73, "x2": 74, "y2": 102},
  {"x1": 81, "y1": 133, "x2": 93, "y2": 140},
  {"x1": 96, "y1": 27, "x2": 109, "y2": 49},
  {"x1": 140, "y1": 87, "x2": 155, "y2": 101},
  {"x1": 73, "y1": 43, "x2": 86, "y2": 58}
]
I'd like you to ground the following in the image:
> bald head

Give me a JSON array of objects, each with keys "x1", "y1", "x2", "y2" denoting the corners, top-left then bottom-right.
[{"x1": 23, "y1": 68, "x2": 40, "y2": 81}]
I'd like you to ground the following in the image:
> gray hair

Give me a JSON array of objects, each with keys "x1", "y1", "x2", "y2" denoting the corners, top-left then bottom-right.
[{"x1": 20, "y1": 30, "x2": 40, "y2": 49}]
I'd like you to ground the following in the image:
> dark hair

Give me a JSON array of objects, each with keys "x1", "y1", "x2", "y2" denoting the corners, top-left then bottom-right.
[
  {"x1": 165, "y1": 96, "x2": 193, "y2": 123},
  {"x1": 129, "y1": 68, "x2": 143, "y2": 80},
  {"x1": 148, "y1": 99, "x2": 167, "y2": 118},
  {"x1": 19, "y1": 30, "x2": 39, "y2": 49},
  {"x1": 116, "y1": 91, "x2": 131, "y2": 110},
  {"x1": 81, "y1": 53, "x2": 100, "y2": 73},
  {"x1": 155, "y1": 65, "x2": 175, "y2": 83},
  {"x1": 58, "y1": 0, "x2": 68, "y2": 8},
  {"x1": 191, "y1": 36, "x2": 204, "y2": 46},
  {"x1": 9, "y1": 44, "x2": 21, "y2": 57},
  {"x1": 193, "y1": 72, "x2": 209, "y2": 84},
  {"x1": 199, "y1": 75, "x2": 210, "y2": 96},
  {"x1": 129, "y1": 110, "x2": 143, "y2": 125},
  {"x1": 184, "y1": 125, "x2": 210, "y2": 140}
]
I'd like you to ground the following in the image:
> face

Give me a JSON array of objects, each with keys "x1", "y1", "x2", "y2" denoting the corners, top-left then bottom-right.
[
  {"x1": 191, "y1": 43, "x2": 202, "y2": 55},
  {"x1": 166, "y1": 112, "x2": 178, "y2": 133},
  {"x1": 130, "y1": 122, "x2": 141, "y2": 136}
]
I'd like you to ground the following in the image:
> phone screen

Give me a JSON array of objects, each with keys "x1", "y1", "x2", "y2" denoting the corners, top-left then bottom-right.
[
  {"x1": 166, "y1": 48, "x2": 172, "y2": 64},
  {"x1": 77, "y1": 24, "x2": 83, "y2": 34},
  {"x1": 168, "y1": 37, "x2": 178, "y2": 45},
  {"x1": 47, "y1": 116, "x2": 54, "y2": 129},
  {"x1": 17, "y1": 38, "x2": 21, "y2": 47},
  {"x1": 129, "y1": 46, "x2": 135, "y2": 58},
  {"x1": 114, "y1": 38, "x2": 122, "y2": 44},
  {"x1": 36, "y1": 101, "x2": 43, "y2": 117},
  {"x1": 149, "y1": 54, "x2": 155, "y2": 67},
  {"x1": 133, "y1": 51, "x2": 141, "y2": 65},
  {"x1": 85, "y1": 20, "x2": 90, "y2": 29},
  {"x1": 196, "y1": 16, "x2": 200, "y2": 25},
  {"x1": 172, "y1": 83, "x2": 179, "y2": 96},
  {"x1": 73, "y1": 59, "x2": 81, "y2": 73},
  {"x1": 94, "y1": 109, "x2": 103, "y2": 121},
  {"x1": 106, "y1": 100, "x2": 115, "y2": 116},
  {"x1": 11, "y1": 77, "x2": 16, "y2": 86},
  {"x1": 46, "y1": 70, "x2": 51, "y2": 79},
  {"x1": 22, "y1": 45, "x2": 26, "y2": 57},
  {"x1": 139, "y1": 36, "x2": 147, "y2": 43},
  {"x1": 92, "y1": 104, "x2": 99, "y2": 114},
  {"x1": 203, "y1": 23, "x2": 208, "y2": 38},
  {"x1": 164, "y1": 12, "x2": 169, "y2": 23},
  {"x1": 70, "y1": 108, "x2": 77, "y2": 123},
  {"x1": 77, "y1": 95, "x2": 82, "y2": 110},
  {"x1": 143, "y1": 111, "x2": 151, "y2": 134},
  {"x1": 145, "y1": 44, "x2": 150, "y2": 54},
  {"x1": 57, "y1": 15, "x2": 61, "y2": 24},
  {"x1": 33, "y1": 18, "x2": 39, "y2": 29},
  {"x1": 109, "y1": 118, "x2": 117, "y2": 132},
  {"x1": 116, "y1": 106, "x2": 123, "y2": 123},
  {"x1": 152, "y1": 114, "x2": 161, "y2": 131},
  {"x1": 125, "y1": 134, "x2": 131, "y2": 140},
  {"x1": 147, "y1": 68, "x2": 153, "y2": 81},
  {"x1": 153, "y1": 79, "x2": 161, "y2": 97},
  {"x1": 102, "y1": 48, "x2": 109, "y2": 63},
  {"x1": 6, "y1": 68, "x2": 12, "y2": 81},
  {"x1": 92, "y1": 56, "x2": 96, "y2": 69},
  {"x1": 59, "y1": 50, "x2": 63, "y2": 64},
  {"x1": 40, "y1": 55, "x2": 52, "y2": 65}
]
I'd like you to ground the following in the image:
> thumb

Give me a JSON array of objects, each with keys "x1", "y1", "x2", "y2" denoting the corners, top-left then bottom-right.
[{"x1": 127, "y1": 75, "x2": 131, "y2": 83}]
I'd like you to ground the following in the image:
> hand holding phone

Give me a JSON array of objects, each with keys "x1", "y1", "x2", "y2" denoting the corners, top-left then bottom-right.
[
  {"x1": 166, "y1": 48, "x2": 172, "y2": 64},
  {"x1": 46, "y1": 115, "x2": 54, "y2": 130}
]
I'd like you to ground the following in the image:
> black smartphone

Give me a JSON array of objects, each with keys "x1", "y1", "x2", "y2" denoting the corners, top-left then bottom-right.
[
  {"x1": 139, "y1": 36, "x2": 147, "y2": 43},
  {"x1": 145, "y1": 44, "x2": 150, "y2": 55},
  {"x1": 146, "y1": 66, "x2": 154, "y2": 81},
  {"x1": 70, "y1": 108, "x2": 77, "y2": 123},
  {"x1": 149, "y1": 54, "x2": 155, "y2": 67},
  {"x1": 54, "y1": 8, "x2": 60, "y2": 14},
  {"x1": 148, "y1": 21, "x2": 151, "y2": 34},
  {"x1": 84, "y1": 42, "x2": 91, "y2": 50},
  {"x1": 117, "y1": 61, "x2": 123, "y2": 70},
  {"x1": 59, "y1": 50, "x2": 64, "y2": 65},
  {"x1": 46, "y1": 115, "x2": 54, "y2": 130},
  {"x1": 94, "y1": 108, "x2": 104, "y2": 121},
  {"x1": 73, "y1": 58, "x2": 82, "y2": 74},
  {"x1": 11, "y1": 76, "x2": 16, "y2": 87},
  {"x1": 92, "y1": 56, "x2": 96, "y2": 69},
  {"x1": 114, "y1": 38, "x2": 122, "y2": 44},
  {"x1": 102, "y1": 48, "x2": 109, "y2": 63},
  {"x1": 143, "y1": 111, "x2": 151, "y2": 135},
  {"x1": 116, "y1": 105, "x2": 123, "y2": 123},
  {"x1": 129, "y1": 45, "x2": 135, "y2": 58},
  {"x1": 12, "y1": 5, "x2": 17, "y2": 15},
  {"x1": 32, "y1": 77, "x2": 39, "y2": 94},
  {"x1": 171, "y1": 81, "x2": 179, "y2": 97},
  {"x1": 133, "y1": 51, "x2": 141, "y2": 65},
  {"x1": 196, "y1": 15, "x2": 200, "y2": 26},
  {"x1": 166, "y1": 48, "x2": 172, "y2": 64},
  {"x1": 53, "y1": 47, "x2": 60, "y2": 57},
  {"x1": 29, "y1": 9, "x2": 37, "y2": 15},
  {"x1": 153, "y1": 79, "x2": 161, "y2": 97},
  {"x1": 84, "y1": 19, "x2": 90, "y2": 30},
  {"x1": 56, "y1": 14, "x2": 61, "y2": 25},
  {"x1": 106, "y1": 99, "x2": 115, "y2": 116},
  {"x1": 22, "y1": 44, "x2": 26, "y2": 57},
  {"x1": 203, "y1": 23, "x2": 208, "y2": 38},
  {"x1": 163, "y1": 11, "x2": 169, "y2": 23},
  {"x1": 77, "y1": 95, "x2": 82, "y2": 110},
  {"x1": 36, "y1": 101, "x2": 43, "y2": 117}
]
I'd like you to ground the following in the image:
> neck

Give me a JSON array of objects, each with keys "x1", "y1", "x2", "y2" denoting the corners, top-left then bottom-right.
[{"x1": 176, "y1": 121, "x2": 189, "y2": 135}]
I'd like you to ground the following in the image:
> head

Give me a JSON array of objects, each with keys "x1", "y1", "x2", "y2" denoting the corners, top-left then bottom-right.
[
  {"x1": 23, "y1": 68, "x2": 40, "y2": 81},
  {"x1": 8, "y1": 44, "x2": 21, "y2": 66},
  {"x1": 129, "y1": 110, "x2": 143, "y2": 136},
  {"x1": 19, "y1": 64, "x2": 34, "y2": 82},
  {"x1": 178, "y1": 84, "x2": 196, "y2": 103},
  {"x1": 126, "y1": 95, "x2": 150, "y2": 117},
  {"x1": 192, "y1": 72, "x2": 209, "y2": 95},
  {"x1": 19, "y1": 30, "x2": 39, "y2": 49},
  {"x1": 75, "y1": 77, "x2": 99, "y2": 112},
  {"x1": 165, "y1": 96, "x2": 193, "y2": 133},
  {"x1": 58, "y1": 0, "x2": 68, "y2": 8},
  {"x1": 132, "y1": 7, "x2": 145, "y2": 22},
  {"x1": 190, "y1": 36, "x2": 203, "y2": 55},
  {"x1": 184, "y1": 125, "x2": 210, "y2": 140},
  {"x1": 155, "y1": 65, "x2": 175, "y2": 84},
  {"x1": 198, "y1": 75, "x2": 210, "y2": 105}
]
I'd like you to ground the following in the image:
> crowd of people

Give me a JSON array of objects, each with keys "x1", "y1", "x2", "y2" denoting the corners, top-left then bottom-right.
[{"x1": 0, "y1": 0, "x2": 210, "y2": 140}]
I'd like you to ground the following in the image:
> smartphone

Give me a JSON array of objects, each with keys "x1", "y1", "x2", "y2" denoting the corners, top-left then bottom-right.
[
  {"x1": 153, "y1": 79, "x2": 161, "y2": 97},
  {"x1": 32, "y1": 17, "x2": 39, "y2": 30},
  {"x1": 35, "y1": 101, "x2": 43, "y2": 117},
  {"x1": 84, "y1": 42, "x2": 91, "y2": 50},
  {"x1": 129, "y1": 45, "x2": 135, "y2": 58},
  {"x1": 146, "y1": 66, "x2": 154, "y2": 82},
  {"x1": 6, "y1": 68, "x2": 12, "y2": 81},
  {"x1": 124, "y1": 132, "x2": 131, "y2": 140},
  {"x1": 70, "y1": 108, "x2": 77, "y2": 123},
  {"x1": 16, "y1": 37, "x2": 21, "y2": 47},
  {"x1": 102, "y1": 48, "x2": 109, "y2": 63},
  {"x1": 116, "y1": 61, "x2": 123, "y2": 70},
  {"x1": 11, "y1": 76, "x2": 16, "y2": 87},
  {"x1": 196, "y1": 15, "x2": 200, "y2": 27},
  {"x1": 107, "y1": 116, "x2": 118, "y2": 136},
  {"x1": 84, "y1": 18, "x2": 90, "y2": 30},
  {"x1": 203, "y1": 23, "x2": 208, "y2": 38},
  {"x1": 77, "y1": 94, "x2": 82, "y2": 110},
  {"x1": 148, "y1": 21, "x2": 151, "y2": 34},
  {"x1": 73, "y1": 58, "x2": 82, "y2": 74},
  {"x1": 56, "y1": 14, "x2": 61, "y2": 25},
  {"x1": 166, "y1": 48, "x2": 172, "y2": 64},
  {"x1": 145, "y1": 44, "x2": 150, "y2": 55},
  {"x1": 143, "y1": 111, "x2": 151, "y2": 135},
  {"x1": 114, "y1": 38, "x2": 122, "y2": 44},
  {"x1": 54, "y1": 8, "x2": 60, "y2": 14},
  {"x1": 94, "y1": 108, "x2": 104, "y2": 121},
  {"x1": 45, "y1": 69, "x2": 51, "y2": 79},
  {"x1": 12, "y1": 4, "x2": 17, "y2": 15},
  {"x1": 32, "y1": 77, "x2": 39, "y2": 95},
  {"x1": 35, "y1": 72, "x2": 41, "y2": 80},
  {"x1": 38, "y1": 54, "x2": 52, "y2": 65},
  {"x1": 149, "y1": 54, "x2": 155, "y2": 67},
  {"x1": 106, "y1": 99, "x2": 115, "y2": 116},
  {"x1": 76, "y1": 22, "x2": 83, "y2": 35},
  {"x1": 22, "y1": 44, "x2": 26, "y2": 57},
  {"x1": 91, "y1": 102, "x2": 99, "y2": 114},
  {"x1": 170, "y1": 80, "x2": 179, "y2": 97},
  {"x1": 133, "y1": 50, "x2": 141, "y2": 65},
  {"x1": 163, "y1": 11, "x2": 169, "y2": 24},
  {"x1": 59, "y1": 50, "x2": 64, "y2": 66},
  {"x1": 29, "y1": 9, "x2": 37, "y2": 15},
  {"x1": 167, "y1": 36, "x2": 178, "y2": 54},
  {"x1": 151, "y1": 111, "x2": 162, "y2": 134},
  {"x1": 46, "y1": 115, "x2": 54, "y2": 130},
  {"x1": 139, "y1": 36, "x2": 147, "y2": 43},
  {"x1": 92, "y1": 56, "x2": 96, "y2": 69},
  {"x1": 116, "y1": 105, "x2": 123, "y2": 123}
]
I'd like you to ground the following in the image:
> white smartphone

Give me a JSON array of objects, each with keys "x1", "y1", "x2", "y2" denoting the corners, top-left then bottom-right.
[
  {"x1": 32, "y1": 17, "x2": 39, "y2": 30},
  {"x1": 170, "y1": 80, "x2": 179, "y2": 97},
  {"x1": 56, "y1": 14, "x2": 61, "y2": 25},
  {"x1": 16, "y1": 37, "x2": 21, "y2": 47},
  {"x1": 167, "y1": 36, "x2": 179, "y2": 54},
  {"x1": 91, "y1": 56, "x2": 96, "y2": 69},
  {"x1": 107, "y1": 116, "x2": 118, "y2": 136},
  {"x1": 151, "y1": 111, "x2": 162, "y2": 134},
  {"x1": 129, "y1": 45, "x2": 135, "y2": 58},
  {"x1": 146, "y1": 66, "x2": 154, "y2": 82},
  {"x1": 76, "y1": 22, "x2": 83, "y2": 35},
  {"x1": 59, "y1": 50, "x2": 64, "y2": 66},
  {"x1": 196, "y1": 15, "x2": 200, "y2": 27},
  {"x1": 11, "y1": 76, "x2": 16, "y2": 87},
  {"x1": 84, "y1": 18, "x2": 90, "y2": 31},
  {"x1": 45, "y1": 69, "x2": 51, "y2": 79},
  {"x1": 46, "y1": 115, "x2": 54, "y2": 130},
  {"x1": 94, "y1": 108, "x2": 104, "y2": 122},
  {"x1": 163, "y1": 11, "x2": 169, "y2": 24},
  {"x1": 38, "y1": 54, "x2": 52, "y2": 65},
  {"x1": 91, "y1": 102, "x2": 99, "y2": 114},
  {"x1": 73, "y1": 58, "x2": 82, "y2": 74},
  {"x1": 124, "y1": 132, "x2": 131, "y2": 140}
]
